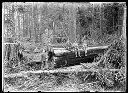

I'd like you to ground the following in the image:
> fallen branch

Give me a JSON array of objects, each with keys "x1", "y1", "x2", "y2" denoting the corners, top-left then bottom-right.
[{"x1": 4, "y1": 68, "x2": 121, "y2": 78}]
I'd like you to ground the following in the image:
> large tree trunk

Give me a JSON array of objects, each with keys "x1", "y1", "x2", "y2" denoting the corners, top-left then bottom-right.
[{"x1": 54, "y1": 46, "x2": 108, "y2": 68}]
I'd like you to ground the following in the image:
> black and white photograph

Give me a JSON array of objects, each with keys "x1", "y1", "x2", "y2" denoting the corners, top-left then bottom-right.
[{"x1": 2, "y1": 2, "x2": 126, "y2": 92}]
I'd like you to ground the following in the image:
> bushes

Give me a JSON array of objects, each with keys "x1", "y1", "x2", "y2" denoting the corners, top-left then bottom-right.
[
  {"x1": 109, "y1": 39, "x2": 126, "y2": 54},
  {"x1": 101, "y1": 38, "x2": 126, "y2": 69}
]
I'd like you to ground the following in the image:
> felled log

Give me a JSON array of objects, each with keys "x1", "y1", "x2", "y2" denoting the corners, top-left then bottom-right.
[{"x1": 54, "y1": 46, "x2": 108, "y2": 68}]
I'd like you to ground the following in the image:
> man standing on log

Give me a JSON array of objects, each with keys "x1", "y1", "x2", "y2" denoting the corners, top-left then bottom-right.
[
  {"x1": 72, "y1": 42, "x2": 81, "y2": 57},
  {"x1": 82, "y1": 40, "x2": 88, "y2": 56}
]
